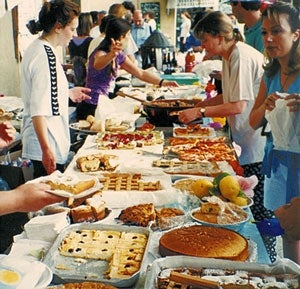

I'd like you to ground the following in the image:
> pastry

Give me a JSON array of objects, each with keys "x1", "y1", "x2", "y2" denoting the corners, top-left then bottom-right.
[
  {"x1": 159, "y1": 225, "x2": 249, "y2": 261},
  {"x1": 76, "y1": 154, "x2": 118, "y2": 172},
  {"x1": 117, "y1": 203, "x2": 156, "y2": 227},
  {"x1": 77, "y1": 120, "x2": 91, "y2": 130},
  {"x1": 58, "y1": 229, "x2": 148, "y2": 280},
  {"x1": 43, "y1": 177, "x2": 95, "y2": 195}
]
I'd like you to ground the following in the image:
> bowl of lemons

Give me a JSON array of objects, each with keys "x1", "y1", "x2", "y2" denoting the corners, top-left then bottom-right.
[{"x1": 173, "y1": 174, "x2": 253, "y2": 209}]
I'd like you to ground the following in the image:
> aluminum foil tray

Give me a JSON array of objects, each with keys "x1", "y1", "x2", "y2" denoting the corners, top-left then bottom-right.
[
  {"x1": 144, "y1": 256, "x2": 300, "y2": 289},
  {"x1": 43, "y1": 223, "x2": 151, "y2": 288}
]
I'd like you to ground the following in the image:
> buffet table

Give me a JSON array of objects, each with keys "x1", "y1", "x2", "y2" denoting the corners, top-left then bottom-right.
[{"x1": 2, "y1": 88, "x2": 290, "y2": 289}]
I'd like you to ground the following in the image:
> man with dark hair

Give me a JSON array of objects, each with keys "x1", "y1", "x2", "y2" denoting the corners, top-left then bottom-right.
[{"x1": 231, "y1": 0, "x2": 264, "y2": 52}]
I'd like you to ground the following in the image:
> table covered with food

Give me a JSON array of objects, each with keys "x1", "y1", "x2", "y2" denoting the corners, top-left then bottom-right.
[{"x1": 1, "y1": 84, "x2": 299, "y2": 289}]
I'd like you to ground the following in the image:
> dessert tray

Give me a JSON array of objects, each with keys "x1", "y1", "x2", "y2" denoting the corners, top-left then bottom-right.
[
  {"x1": 43, "y1": 223, "x2": 151, "y2": 288},
  {"x1": 144, "y1": 256, "x2": 300, "y2": 289}
]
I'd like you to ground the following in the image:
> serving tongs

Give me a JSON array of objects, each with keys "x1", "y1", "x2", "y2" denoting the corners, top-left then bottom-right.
[{"x1": 116, "y1": 91, "x2": 161, "y2": 107}]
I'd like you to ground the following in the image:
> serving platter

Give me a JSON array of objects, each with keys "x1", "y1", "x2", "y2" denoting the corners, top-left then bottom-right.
[
  {"x1": 144, "y1": 256, "x2": 300, "y2": 289},
  {"x1": 43, "y1": 223, "x2": 151, "y2": 288}
]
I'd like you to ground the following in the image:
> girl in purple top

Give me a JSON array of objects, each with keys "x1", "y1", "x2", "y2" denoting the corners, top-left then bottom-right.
[{"x1": 76, "y1": 17, "x2": 178, "y2": 120}]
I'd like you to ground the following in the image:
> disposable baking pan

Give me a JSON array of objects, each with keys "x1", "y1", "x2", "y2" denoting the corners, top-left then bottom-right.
[
  {"x1": 144, "y1": 255, "x2": 300, "y2": 288},
  {"x1": 43, "y1": 223, "x2": 151, "y2": 288}
]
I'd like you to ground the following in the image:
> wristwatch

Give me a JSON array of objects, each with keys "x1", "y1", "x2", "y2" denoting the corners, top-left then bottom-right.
[{"x1": 199, "y1": 107, "x2": 206, "y2": 117}]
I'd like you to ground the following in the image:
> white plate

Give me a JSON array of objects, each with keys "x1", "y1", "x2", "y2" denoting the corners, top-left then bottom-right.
[
  {"x1": 0, "y1": 255, "x2": 52, "y2": 289},
  {"x1": 189, "y1": 207, "x2": 250, "y2": 232},
  {"x1": 29, "y1": 171, "x2": 102, "y2": 199}
]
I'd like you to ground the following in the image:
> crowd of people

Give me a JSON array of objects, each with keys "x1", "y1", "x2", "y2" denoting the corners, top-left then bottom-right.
[{"x1": 0, "y1": 0, "x2": 299, "y2": 267}]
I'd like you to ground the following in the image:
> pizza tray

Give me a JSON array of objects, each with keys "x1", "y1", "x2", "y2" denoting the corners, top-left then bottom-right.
[
  {"x1": 144, "y1": 256, "x2": 300, "y2": 289},
  {"x1": 43, "y1": 223, "x2": 151, "y2": 288}
]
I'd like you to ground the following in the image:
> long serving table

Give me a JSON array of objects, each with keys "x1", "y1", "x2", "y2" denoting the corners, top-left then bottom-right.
[{"x1": 3, "y1": 105, "x2": 273, "y2": 288}]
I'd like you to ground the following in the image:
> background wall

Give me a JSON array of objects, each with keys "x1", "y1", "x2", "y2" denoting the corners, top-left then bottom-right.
[
  {"x1": 0, "y1": 11, "x2": 20, "y2": 96},
  {"x1": 0, "y1": 0, "x2": 176, "y2": 97}
]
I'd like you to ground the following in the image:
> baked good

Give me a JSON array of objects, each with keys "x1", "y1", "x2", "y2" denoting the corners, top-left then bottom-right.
[
  {"x1": 0, "y1": 108, "x2": 13, "y2": 122},
  {"x1": 76, "y1": 154, "x2": 118, "y2": 172},
  {"x1": 156, "y1": 267, "x2": 300, "y2": 289},
  {"x1": 85, "y1": 195, "x2": 106, "y2": 220},
  {"x1": 77, "y1": 120, "x2": 91, "y2": 130},
  {"x1": 86, "y1": 115, "x2": 95, "y2": 124},
  {"x1": 154, "y1": 207, "x2": 185, "y2": 230},
  {"x1": 70, "y1": 205, "x2": 96, "y2": 223},
  {"x1": 90, "y1": 120, "x2": 105, "y2": 132},
  {"x1": 58, "y1": 229, "x2": 148, "y2": 279},
  {"x1": 117, "y1": 203, "x2": 156, "y2": 227},
  {"x1": 159, "y1": 225, "x2": 249, "y2": 261},
  {"x1": 43, "y1": 176, "x2": 95, "y2": 195},
  {"x1": 63, "y1": 282, "x2": 117, "y2": 289},
  {"x1": 99, "y1": 173, "x2": 161, "y2": 191}
]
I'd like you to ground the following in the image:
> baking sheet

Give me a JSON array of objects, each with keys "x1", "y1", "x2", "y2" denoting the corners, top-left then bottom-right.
[
  {"x1": 144, "y1": 256, "x2": 300, "y2": 289},
  {"x1": 43, "y1": 223, "x2": 151, "y2": 288}
]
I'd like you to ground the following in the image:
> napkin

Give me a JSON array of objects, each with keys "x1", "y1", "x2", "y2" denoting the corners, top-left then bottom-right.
[
  {"x1": 265, "y1": 98, "x2": 300, "y2": 153},
  {"x1": 24, "y1": 211, "x2": 69, "y2": 243}
]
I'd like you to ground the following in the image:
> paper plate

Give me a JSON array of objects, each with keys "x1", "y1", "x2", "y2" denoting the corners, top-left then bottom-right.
[{"x1": 0, "y1": 255, "x2": 52, "y2": 289}]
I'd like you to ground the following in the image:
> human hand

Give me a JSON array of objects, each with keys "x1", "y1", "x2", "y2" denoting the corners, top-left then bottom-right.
[
  {"x1": 275, "y1": 197, "x2": 300, "y2": 240},
  {"x1": 264, "y1": 93, "x2": 280, "y2": 111},
  {"x1": 0, "y1": 121, "x2": 16, "y2": 149},
  {"x1": 285, "y1": 93, "x2": 300, "y2": 112},
  {"x1": 13, "y1": 183, "x2": 65, "y2": 212},
  {"x1": 42, "y1": 148, "x2": 56, "y2": 175},
  {"x1": 110, "y1": 38, "x2": 123, "y2": 56},
  {"x1": 161, "y1": 80, "x2": 180, "y2": 87},
  {"x1": 69, "y1": 87, "x2": 91, "y2": 103},
  {"x1": 178, "y1": 108, "x2": 200, "y2": 124}
]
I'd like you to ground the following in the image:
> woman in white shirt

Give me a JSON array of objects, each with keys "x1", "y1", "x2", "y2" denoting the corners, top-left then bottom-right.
[{"x1": 21, "y1": 0, "x2": 90, "y2": 178}]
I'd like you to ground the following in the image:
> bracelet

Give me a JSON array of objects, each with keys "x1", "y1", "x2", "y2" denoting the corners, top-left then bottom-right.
[{"x1": 159, "y1": 79, "x2": 164, "y2": 87}]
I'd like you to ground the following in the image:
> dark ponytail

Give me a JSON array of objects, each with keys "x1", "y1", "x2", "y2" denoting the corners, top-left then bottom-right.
[{"x1": 26, "y1": 0, "x2": 80, "y2": 35}]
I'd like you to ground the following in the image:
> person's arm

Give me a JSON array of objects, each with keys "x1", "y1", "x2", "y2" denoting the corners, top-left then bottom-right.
[
  {"x1": 69, "y1": 87, "x2": 91, "y2": 103},
  {"x1": 178, "y1": 95, "x2": 247, "y2": 124},
  {"x1": 93, "y1": 38, "x2": 123, "y2": 70},
  {"x1": 32, "y1": 116, "x2": 56, "y2": 175},
  {"x1": 120, "y1": 56, "x2": 179, "y2": 87},
  {"x1": 249, "y1": 79, "x2": 271, "y2": 130},
  {"x1": 0, "y1": 122, "x2": 16, "y2": 149},
  {"x1": 0, "y1": 183, "x2": 65, "y2": 215},
  {"x1": 275, "y1": 197, "x2": 300, "y2": 240}
]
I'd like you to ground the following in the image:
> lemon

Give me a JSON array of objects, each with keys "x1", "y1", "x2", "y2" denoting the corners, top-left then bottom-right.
[
  {"x1": 213, "y1": 172, "x2": 230, "y2": 186},
  {"x1": 231, "y1": 196, "x2": 248, "y2": 207},
  {"x1": 190, "y1": 179, "x2": 213, "y2": 198},
  {"x1": 219, "y1": 175, "x2": 241, "y2": 201}
]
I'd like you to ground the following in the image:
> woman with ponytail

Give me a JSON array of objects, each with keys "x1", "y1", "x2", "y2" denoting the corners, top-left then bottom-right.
[{"x1": 21, "y1": 0, "x2": 91, "y2": 178}]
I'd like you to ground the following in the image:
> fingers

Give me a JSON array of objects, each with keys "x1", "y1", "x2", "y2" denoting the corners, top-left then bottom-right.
[{"x1": 286, "y1": 93, "x2": 300, "y2": 112}]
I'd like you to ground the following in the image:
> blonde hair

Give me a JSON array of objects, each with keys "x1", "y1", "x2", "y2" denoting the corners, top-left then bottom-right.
[{"x1": 108, "y1": 3, "x2": 127, "y2": 18}]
